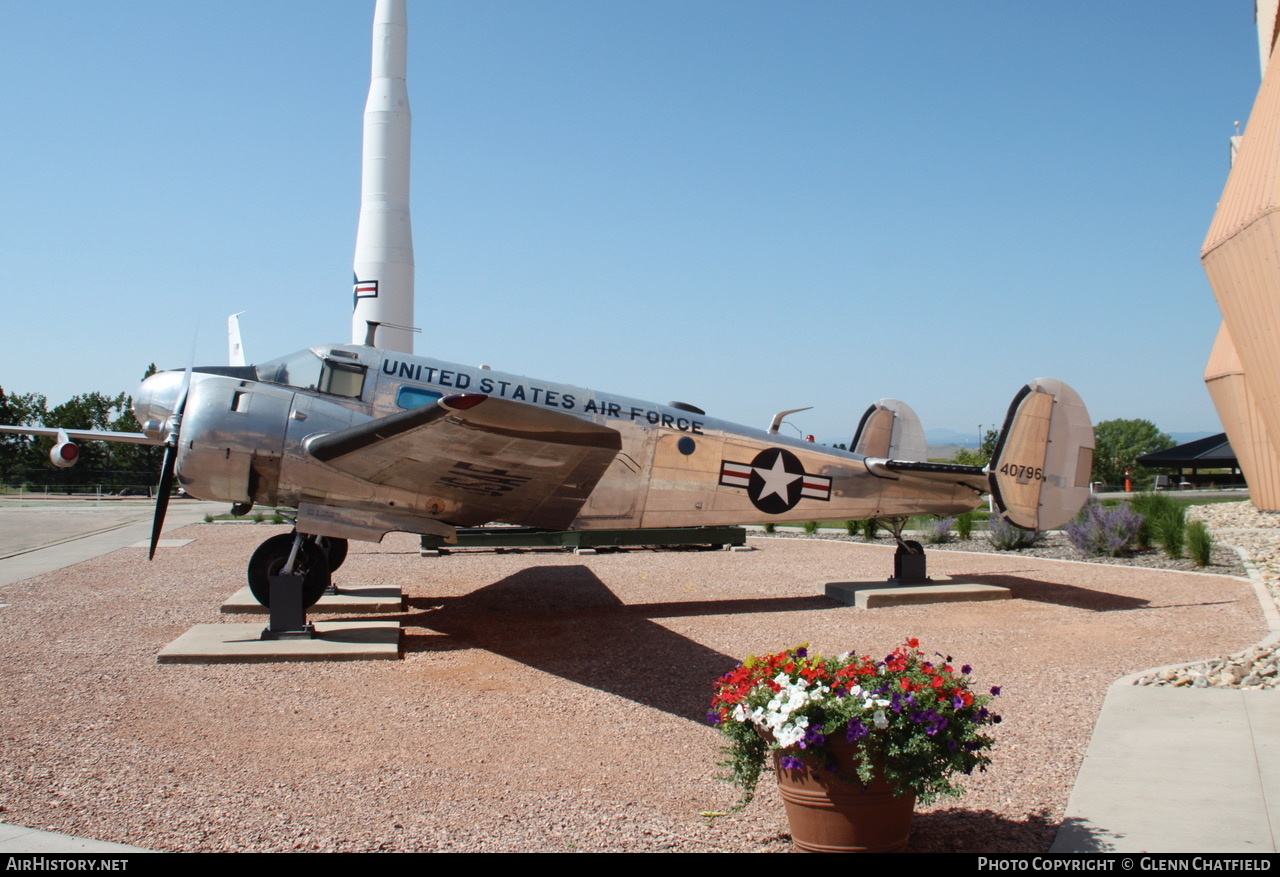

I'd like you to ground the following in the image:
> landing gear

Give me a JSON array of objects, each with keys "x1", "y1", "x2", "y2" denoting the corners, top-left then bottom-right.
[
  {"x1": 880, "y1": 517, "x2": 930, "y2": 585},
  {"x1": 247, "y1": 532, "x2": 331, "y2": 608},
  {"x1": 315, "y1": 536, "x2": 348, "y2": 573}
]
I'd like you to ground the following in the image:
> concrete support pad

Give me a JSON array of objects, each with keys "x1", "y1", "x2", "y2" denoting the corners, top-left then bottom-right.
[
  {"x1": 823, "y1": 580, "x2": 1010, "y2": 609},
  {"x1": 220, "y1": 585, "x2": 403, "y2": 614},
  {"x1": 158, "y1": 621, "x2": 400, "y2": 664},
  {"x1": 574, "y1": 547, "x2": 597, "y2": 555},
  {"x1": 729, "y1": 545, "x2": 754, "y2": 552}
]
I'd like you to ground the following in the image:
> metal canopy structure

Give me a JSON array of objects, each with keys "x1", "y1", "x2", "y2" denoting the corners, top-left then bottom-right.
[{"x1": 1136, "y1": 433, "x2": 1243, "y2": 486}]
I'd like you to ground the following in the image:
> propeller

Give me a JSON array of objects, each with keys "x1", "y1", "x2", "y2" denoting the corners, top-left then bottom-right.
[{"x1": 148, "y1": 350, "x2": 195, "y2": 560}]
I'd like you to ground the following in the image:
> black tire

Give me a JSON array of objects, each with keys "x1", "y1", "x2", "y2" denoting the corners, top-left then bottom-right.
[
  {"x1": 247, "y1": 533, "x2": 331, "y2": 608},
  {"x1": 315, "y1": 536, "x2": 349, "y2": 573}
]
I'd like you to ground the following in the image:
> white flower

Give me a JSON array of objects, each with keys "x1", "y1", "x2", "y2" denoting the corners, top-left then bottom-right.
[{"x1": 873, "y1": 709, "x2": 888, "y2": 729}]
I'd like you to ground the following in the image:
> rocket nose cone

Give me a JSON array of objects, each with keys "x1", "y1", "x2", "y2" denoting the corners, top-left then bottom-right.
[{"x1": 134, "y1": 371, "x2": 185, "y2": 439}]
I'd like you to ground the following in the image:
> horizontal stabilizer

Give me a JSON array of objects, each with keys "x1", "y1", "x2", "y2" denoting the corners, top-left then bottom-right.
[
  {"x1": 988, "y1": 378, "x2": 1093, "y2": 531},
  {"x1": 851, "y1": 399, "x2": 926, "y2": 462}
]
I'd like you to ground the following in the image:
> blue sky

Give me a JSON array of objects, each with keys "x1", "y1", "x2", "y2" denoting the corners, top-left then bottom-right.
[{"x1": 0, "y1": 1, "x2": 1262, "y2": 443}]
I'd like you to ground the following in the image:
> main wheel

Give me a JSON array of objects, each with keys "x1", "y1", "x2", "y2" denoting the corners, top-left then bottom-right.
[
  {"x1": 247, "y1": 533, "x2": 331, "y2": 608},
  {"x1": 315, "y1": 536, "x2": 349, "y2": 573}
]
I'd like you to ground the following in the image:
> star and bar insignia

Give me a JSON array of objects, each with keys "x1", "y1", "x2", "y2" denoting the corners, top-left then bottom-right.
[{"x1": 719, "y1": 447, "x2": 832, "y2": 514}]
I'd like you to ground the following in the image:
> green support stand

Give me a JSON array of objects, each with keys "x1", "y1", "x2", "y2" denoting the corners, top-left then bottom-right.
[{"x1": 420, "y1": 525, "x2": 746, "y2": 553}]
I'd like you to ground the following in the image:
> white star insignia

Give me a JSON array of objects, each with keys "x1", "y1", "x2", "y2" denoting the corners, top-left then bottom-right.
[{"x1": 754, "y1": 453, "x2": 800, "y2": 502}]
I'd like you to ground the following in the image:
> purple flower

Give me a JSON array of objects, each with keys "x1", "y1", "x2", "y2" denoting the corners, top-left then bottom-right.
[
  {"x1": 795, "y1": 647, "x2": 808, "y2": 658},
  {"x1": 961, "y1": 664, "x2": 972, "y2": 675},
  {"x1": 846, "y1": 719, "x2": 868, "y2": 741},
  {"x1": 990, "y1": 686, "x2": 1002, "y2": 696},
  {"x1": 799, "y1": 726, "x2": 826, "y2": 749},
  {"x1": 706, "y1": 712, "x2": 721, "y2": 725},
  {"x1": 992, "y1": 714, "x2": 1003, "y2": 724},
  {"x1": 779, "y1": 756, "x2": 804, "y2": 771},
  {"x1": 952, "y1": 695, "x2": 965, "y2": 709}
]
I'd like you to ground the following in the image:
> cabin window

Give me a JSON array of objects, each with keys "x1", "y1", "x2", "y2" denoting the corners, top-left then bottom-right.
[
  {"x1": 319, "y1": 361, "x2": 367, "y2": 399},
  {"x1": 396, "y1": 386, "x2": 443, "y2": 410}
]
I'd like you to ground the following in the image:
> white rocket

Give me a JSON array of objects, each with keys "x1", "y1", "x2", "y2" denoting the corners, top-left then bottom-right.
[{"x1": 351, "y1": 0, "x2": 415, "y2": 353}]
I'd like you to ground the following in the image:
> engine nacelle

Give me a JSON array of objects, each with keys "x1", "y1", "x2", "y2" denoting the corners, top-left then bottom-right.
[{"x1": 50, "y1": 441, "x2": 80, "y2": 468}]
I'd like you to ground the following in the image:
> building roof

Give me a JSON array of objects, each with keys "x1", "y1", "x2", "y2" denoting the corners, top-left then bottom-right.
[{"x1": 1136, "y1": 433, "x2": 1237, "y2": 468}]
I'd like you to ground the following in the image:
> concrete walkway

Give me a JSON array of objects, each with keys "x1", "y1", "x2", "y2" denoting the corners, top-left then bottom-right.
[
  {"x1": 1051, "y1": 683, "x2": 1280, "y2": 853},
  {"x1": 1050, "y1": 552, "x2": 1280, "y2": 854}
]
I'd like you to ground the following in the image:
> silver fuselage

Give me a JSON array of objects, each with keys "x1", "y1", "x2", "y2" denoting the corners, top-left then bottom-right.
[{"x1": 134, "y1": 344, "x2": 983, "y2": 543}]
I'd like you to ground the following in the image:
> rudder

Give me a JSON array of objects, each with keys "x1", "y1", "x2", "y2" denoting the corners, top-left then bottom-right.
[{"x1": 988, "y1": 378, "x2": 1093, "y2": 531}]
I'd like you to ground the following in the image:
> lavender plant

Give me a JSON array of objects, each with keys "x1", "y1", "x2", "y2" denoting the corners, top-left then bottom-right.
[
  {"x1": 926, "y1": 517, "x2": 955, "y2": 544},
  {"x1": 987, "y1": 515, "x2": 1040, "y2": 550},
  {"x1": 1065, "y1": 499, "x2": 1143, "y2": 557}
]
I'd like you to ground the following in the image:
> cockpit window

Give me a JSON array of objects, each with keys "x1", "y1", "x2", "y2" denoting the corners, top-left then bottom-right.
[
  {"x1": 320, "y1": 360, "x2": 366, "y2": 399},
  {"x1": 256, "y1": 349, "x2": 322, "y2": 390},
  {"x1": 256, "y1": 349, "x2": 366, "y2": 399}
]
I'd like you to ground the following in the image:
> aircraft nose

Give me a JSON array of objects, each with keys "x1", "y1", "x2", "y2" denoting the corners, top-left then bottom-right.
[{"x1": 133, "y1": 371, "x2": 185, "y2": 440}]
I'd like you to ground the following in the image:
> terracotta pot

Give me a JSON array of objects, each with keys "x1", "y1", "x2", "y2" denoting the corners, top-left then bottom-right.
[{"x1": 772, "y1": 741, "x2": 915, "y2": 853}]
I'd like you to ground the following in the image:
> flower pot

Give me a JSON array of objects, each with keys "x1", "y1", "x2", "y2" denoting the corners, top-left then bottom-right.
[{"x1": 772, "y1": 741, "x2": 915, "y2": 853}]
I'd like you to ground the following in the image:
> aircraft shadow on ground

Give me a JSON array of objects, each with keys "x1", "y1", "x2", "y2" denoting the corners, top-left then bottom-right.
[
  {"x1": 953, "y1": 573, "x2": 1150, "y2": 612},
  {"x1": 370, "y1": 564, "x2": 838, "y2": 722}
]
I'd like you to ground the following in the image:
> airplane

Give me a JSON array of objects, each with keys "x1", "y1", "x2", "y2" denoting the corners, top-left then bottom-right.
[{"x1": 0, "y1": 325, "x2": 1095, "y2": 611}]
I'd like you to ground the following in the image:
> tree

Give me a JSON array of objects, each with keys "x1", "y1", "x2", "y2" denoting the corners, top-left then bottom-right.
[
  {"x1": 0, "y1": 388, "x2": 48, "y2": 482},
  {"x1": 0, "y1": 363, "x2": 164, "y2": 489},
  {"x1": 1092, "y1": 419, "x2": 1174, "y2": 488},
  {"x1": 953, "y1": 429, "x2": 999, "y2": 467}
]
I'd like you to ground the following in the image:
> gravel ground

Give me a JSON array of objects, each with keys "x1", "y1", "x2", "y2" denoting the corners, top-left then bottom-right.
[{"x1": 0, "y1": 514, "x2": 1269, "y2": 852}]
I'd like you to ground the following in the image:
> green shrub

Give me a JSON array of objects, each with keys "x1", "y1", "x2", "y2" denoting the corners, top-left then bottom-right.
[
  {"x1": 1149, "y1": 503, "x2": 1186, "y2": 559},
  {"x1": 270, "y1": 514, "x2": 285, "y2": 525},
  {"x1": 802, "y1": 521, "x2": 818, "y2": 535},
  {"x1": 203, "y1": 513, "x2": 214, "y2": 524},
  {"x1": 252, "y1": 512, "x2": 265, "y2": 524},
  {"x1": 988, "y1": 515, "x2": 1041, "y2": 550},
  {"x1": 763, "y1": 522, "x2": 775, "y2": 534},
  {"x1": 955, "y1": 511, "x2": 976, "y2": 541},
  {"x1": 843, "y1": 520, "x2": 858, "y2": 536},
  {"x1": 1187, "y1": 520, "x2": 1213, "y2": 567},
  {"x1": 1128, "y1": 492, "x2": 1177, "y2": 551},
  {"x1": 862, "y1": 519, "x2": 880, "y2": 541}
]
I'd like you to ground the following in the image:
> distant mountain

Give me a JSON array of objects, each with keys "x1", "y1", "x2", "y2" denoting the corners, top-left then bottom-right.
[{"x1": 925, "y1": 428, "x2": 985, "y2": 447}]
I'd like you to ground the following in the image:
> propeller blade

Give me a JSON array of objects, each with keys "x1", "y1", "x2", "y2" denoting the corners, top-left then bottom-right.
[
  {"x1": 149, "y1": 443, "x2": 177, "y2": 560},
  {"x1": 150, "y1": 329, "x2": 197, "y2": 560}
]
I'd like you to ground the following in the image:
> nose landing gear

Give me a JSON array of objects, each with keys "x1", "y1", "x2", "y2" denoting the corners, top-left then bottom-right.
[{"x1": 246, "y1": 531, "x2": 349, "y2": 640}]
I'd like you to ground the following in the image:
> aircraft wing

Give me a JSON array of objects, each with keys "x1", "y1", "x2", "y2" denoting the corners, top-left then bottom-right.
[
  {"x1": 305, "y1": 393, "x2": 622, "y2": 529},
  {"x1": 0, "y1": 426, "x2": 162, "y2": 445}
]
